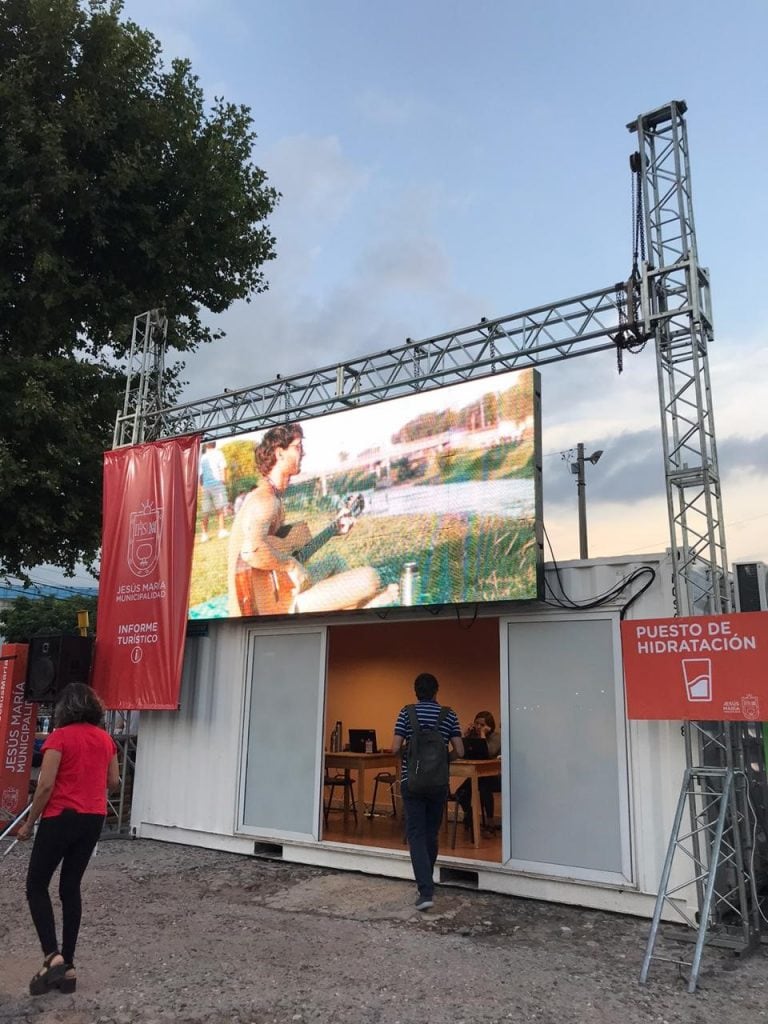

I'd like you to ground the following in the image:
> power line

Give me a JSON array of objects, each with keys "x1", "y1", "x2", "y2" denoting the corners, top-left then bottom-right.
[{"x1": 1, "y1": 577, "x2": 98, "y2": 598}]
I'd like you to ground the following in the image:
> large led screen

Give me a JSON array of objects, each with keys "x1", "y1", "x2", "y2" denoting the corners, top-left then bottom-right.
[{"x1": 189, "y1": 367, "x2": 541, "y2": 619}]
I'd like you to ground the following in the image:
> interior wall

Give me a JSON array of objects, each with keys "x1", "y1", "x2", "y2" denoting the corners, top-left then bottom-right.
[{"x1": 325, "y1": 617, "x2": 500, "y2": 749}]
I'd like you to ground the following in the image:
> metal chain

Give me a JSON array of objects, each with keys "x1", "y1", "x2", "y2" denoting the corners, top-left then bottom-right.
[
  {"x1": 635, "y1": 168, "x2": 646, "y2": 268},
  {"x1": 615, "y1": 154, "x2": 648, "y2": 374},
  {"x1": 631, "y1": 155, "x2": 646, "y2": 276},
  {"x1": 615, "y1": 283, "x2": 625, "y2": 374}
]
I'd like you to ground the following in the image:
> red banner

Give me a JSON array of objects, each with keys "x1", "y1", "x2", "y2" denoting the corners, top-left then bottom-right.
[
  {"x1": 92, "y1": 436, "x2": 200, "y2": 709},
  {"x1": 0, "y1": 644, "x2": 36, "y2": 829},
  {"x1": 621, "y1": 612, "x2": 768, "y2": 720}
]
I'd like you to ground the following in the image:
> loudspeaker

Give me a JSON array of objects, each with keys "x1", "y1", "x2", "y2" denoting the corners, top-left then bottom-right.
[
  {"x1": 25, "y1": 634, "x2": 94, "y2": 703},
  {"x1": 733, "y1": 561, "x2": 768, "y2": 612}
]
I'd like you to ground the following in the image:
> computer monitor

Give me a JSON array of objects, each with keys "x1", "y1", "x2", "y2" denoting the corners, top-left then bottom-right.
[
  {"x1": 462, "y1": 737, "x2": 490, "y2": 759},
  {"x1": 349, "y1": 728, "x2": 378, "y2": 753}
]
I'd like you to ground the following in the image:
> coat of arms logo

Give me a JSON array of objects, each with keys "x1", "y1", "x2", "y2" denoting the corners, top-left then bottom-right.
[{"x1": 127, "y1": 500, "x2": 163, "y2": 578}]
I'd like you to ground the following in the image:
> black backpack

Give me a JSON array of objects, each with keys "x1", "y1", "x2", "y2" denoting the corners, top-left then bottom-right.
[{"x1": 405, "y1": 704, "x2": 451, "y2": 794}]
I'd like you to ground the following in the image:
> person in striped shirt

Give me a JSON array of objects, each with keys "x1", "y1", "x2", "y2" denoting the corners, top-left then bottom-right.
[{"x1": 391, "y1": 673, "x2": 463, "y2": 911}]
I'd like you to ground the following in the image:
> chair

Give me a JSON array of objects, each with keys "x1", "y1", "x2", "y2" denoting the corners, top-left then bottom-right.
[
  {"x1": 445, "y1": 788, "x2": 489, "y2": 848},
  {"x1": 323, "y1": 772, "x2": 357, "y2": 827},
  {"x1": 445, "y1": 790, "x2": 461, "y2": 849},
  {"x1": 368, "y1": 771, "x2": 398, "y2": 819}
]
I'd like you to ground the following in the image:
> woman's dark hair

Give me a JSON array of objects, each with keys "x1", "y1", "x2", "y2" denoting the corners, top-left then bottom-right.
[
  {"x1": 414, "y1": 672, "x2": 439, "y2": 701},
  {"x1": 255, "y1": 424, "x2": 303, "y2": 475},
  {"x1": 53, "y1": 682, "x2": 106, "y2": 728},
  {"x1": 474, "y1": 710, "x2": 496, "y2": 733}
]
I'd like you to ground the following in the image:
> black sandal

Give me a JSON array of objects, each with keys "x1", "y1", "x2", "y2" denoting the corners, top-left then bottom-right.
[
  {"x1": 29, "y1": 952, "x2": 66, "y2": 995},
  {"x1": 56, "y1": 963, "x2": 76, "y2": 994}
]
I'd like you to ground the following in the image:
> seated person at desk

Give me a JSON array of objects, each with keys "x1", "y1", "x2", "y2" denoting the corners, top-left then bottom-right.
[{"x1": 455, "y1": 711, "x2": 501, "y2": 831}]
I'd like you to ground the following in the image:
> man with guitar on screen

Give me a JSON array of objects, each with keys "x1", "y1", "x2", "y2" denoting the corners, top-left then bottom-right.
[{"x1": 227, "y1": 423, "x2": 397, "y2": 616}]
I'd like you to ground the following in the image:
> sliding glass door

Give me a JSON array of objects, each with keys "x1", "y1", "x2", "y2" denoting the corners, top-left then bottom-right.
[{"x1": 240, "y1": 627, "x2": 326, "y2": 840}]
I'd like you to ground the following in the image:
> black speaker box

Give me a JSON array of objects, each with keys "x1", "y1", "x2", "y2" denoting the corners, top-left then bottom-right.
[{"x1": 25, "y1": 635, "x2": 94, "y2": 703}]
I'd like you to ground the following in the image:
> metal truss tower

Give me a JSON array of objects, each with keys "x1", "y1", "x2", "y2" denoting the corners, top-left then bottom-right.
[
  {"x1": 628, "y1": 100, "x2": 728, "y2": 618},
  {"x1": 628, "y1": 102, "x2": 759, "y2": 985},
  {"x1": 116, "y1": 103, "x2": 729, "y2": 625},
  {"x1": 113, "y1": 309, "x2": 168, "y2": 448},
  {"x1": 115, "y1": 103, "x2": 729, "y2": 625},
  {"x1": 115, "y1": 101, "x2": 760, "y2": 958}
]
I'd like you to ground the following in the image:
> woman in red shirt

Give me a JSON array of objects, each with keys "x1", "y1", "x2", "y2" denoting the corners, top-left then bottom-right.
[{"x1": 18, "y1": 682, "x2": 120, "y2": 995}]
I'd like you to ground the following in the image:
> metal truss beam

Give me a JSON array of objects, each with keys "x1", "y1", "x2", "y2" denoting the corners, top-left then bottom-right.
[
  {"x1": 115, "y1": 285, "x2": 627, "y2": 442},
  {"x1": 116, "y1": 99, "x2": 762, "y2": 958}
]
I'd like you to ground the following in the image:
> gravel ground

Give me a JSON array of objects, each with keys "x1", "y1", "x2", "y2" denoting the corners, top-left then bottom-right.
[{"x1": 1, "y1": 838, "x2": 767, "y2": 1023}]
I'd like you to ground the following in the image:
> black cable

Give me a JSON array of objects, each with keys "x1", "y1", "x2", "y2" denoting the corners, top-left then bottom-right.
[
  {"x1": 3, "y1": 575, "x2": 97, "y2": 597},
  {"x1": 545, "y1": 556, "x2": 654, "y2": 611},
  {"x1": 618, "y1": 569, "x2": 656, "y2": 619},
  {"x1": 453, "y1": 604, "x2": 479, "y2": 630},
  {"x1": 545, "y1": 562, "x2": 655, "y2": 613},
  {"x1": 541, "y1": 523, "x2": 657, "y2": 614},
  {"x1": 1, "y1": 583, "x2": 97, "y2": 600}
]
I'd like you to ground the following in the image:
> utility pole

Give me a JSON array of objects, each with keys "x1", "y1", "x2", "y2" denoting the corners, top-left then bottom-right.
[{"x1": 571, "y1": 444, "x2": 603, "y2": 559}]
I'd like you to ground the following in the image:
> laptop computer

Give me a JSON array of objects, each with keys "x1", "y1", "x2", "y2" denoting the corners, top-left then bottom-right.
[
  {"x1": 348, "y1": 728, "x2": 378, "y2": 753},
  {"x1": 462, "y1": 736, "x2": 490, "y2": 759}
]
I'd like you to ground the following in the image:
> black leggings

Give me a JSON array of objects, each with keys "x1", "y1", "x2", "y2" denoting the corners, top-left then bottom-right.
[
  {"x1": 455, "y1": 777, "x2": 501, "y2": 820},
  {"x1": 26, "y1": 811, "x2": 104, "y2": 964}
]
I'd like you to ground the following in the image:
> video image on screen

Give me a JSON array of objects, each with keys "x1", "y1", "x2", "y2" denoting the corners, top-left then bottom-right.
[{"x1": 189, "y1": 367, "x2": 541, "y2": 619}]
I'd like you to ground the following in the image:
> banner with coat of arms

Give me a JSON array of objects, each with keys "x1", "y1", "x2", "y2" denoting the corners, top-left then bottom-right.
[
  {"x1": 0, "y1": 644, "x2": 35, "y2": 833},
  {"x1": 92, "y1": 436, "x2": 200, "y2": 709}
]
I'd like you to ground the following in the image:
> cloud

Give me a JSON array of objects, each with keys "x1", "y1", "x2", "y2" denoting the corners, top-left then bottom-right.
[
  {"x1": 542, "y1": 420, "x2": 768, "y2": 566},
  {"x1": 354, "y1": 89, "x2": 436, "y2": 128},
  {"x1": 539, "y1": 325, "x2": 768, "y2": 564},
  {"x1": 544, "y1": 424, "x2": 768, "y2": 504},
  {"x1": 709, "y1": 332, "x2": 768, "y2": 441},
  {"x1": 544, "y1": 428, "x2": 665, "y2": 508},
  {"x1": 543, "y1": 496, "x2": 670, "y2": 564},
  {"x1": 358, "y1": 230, "x2": 451, "y2": 293},
  {"x1": 265, "y1": 135, "x2": 370, "y2": 235},
  {"x1": 179, "y1": 134, "x2": 484, "y2": 399},
  {"x1": 720, "y1": 434, "x2": 768, "y2": 475},
  {"x1": 168, "y1": 119, "x2": 766, "y2": 572}
]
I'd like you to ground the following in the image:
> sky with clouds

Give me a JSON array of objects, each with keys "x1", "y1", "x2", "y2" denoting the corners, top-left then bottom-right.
[{"x1": 34, "y1": 0, "x2": 768, "y2": 590}]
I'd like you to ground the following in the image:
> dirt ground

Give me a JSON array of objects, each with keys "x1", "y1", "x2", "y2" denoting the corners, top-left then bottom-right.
[{"x1": 1, "y1": 838, "x2": 767, "y2": 1024}]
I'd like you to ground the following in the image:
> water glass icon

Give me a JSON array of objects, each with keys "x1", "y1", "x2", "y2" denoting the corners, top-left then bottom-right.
[{"x1": 682, "y1": 658, "x2": 712, "y2": 702}]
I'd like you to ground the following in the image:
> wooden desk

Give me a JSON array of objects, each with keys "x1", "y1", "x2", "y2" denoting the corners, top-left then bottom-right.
[
  {"x1": 450, "y1": 758, "x2": 502, "y2": 849},
  {"x1": 324, "y1": 751, "x2": 399, "y2": 835}
]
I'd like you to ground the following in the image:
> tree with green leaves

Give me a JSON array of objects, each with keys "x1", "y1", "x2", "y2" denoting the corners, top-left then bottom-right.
[
  {"x1": 0, "y1": 594, "x2": 99, "y2": 644},
  {"x1": 0, "y1": 0, "x2": 279, "y2": 578},
  {"x1": 220, "y1": 439, "x2": 260, "y2": 503}
]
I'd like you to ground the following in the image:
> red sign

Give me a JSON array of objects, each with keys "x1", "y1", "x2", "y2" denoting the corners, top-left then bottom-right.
[
  {"x1": 621, "y1": 612, "x2": 768, "y2": 720},
  {"x1": 92, "y1": 436, "x2": 200, "y2": 710},
  {"x1": 0, "y1": 644, "x2": 36, "y2": 829}
]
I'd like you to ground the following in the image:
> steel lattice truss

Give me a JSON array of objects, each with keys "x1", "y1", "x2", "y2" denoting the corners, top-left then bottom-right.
[
  {"x1": 629, "y1": 100, "x2": 729, "y2": 616},
  {"x1": 116, "y1": 100, "x2": 728, "y2": 626},
  {"x1": 116, "y1": 99, "x2": 760, "y2": 950},
  {"x1": 628, "y1": 103, "x2": 756, "y2": 961},
  {"x1": 116, "y1": 286, "x2": 627, "y2": 445},
  {"x1": 639, "y1": 765, "x2": 757, "y2": 992},
  {"x1": 114, "y1": 310, "x2": 167, "y2": 448}
]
